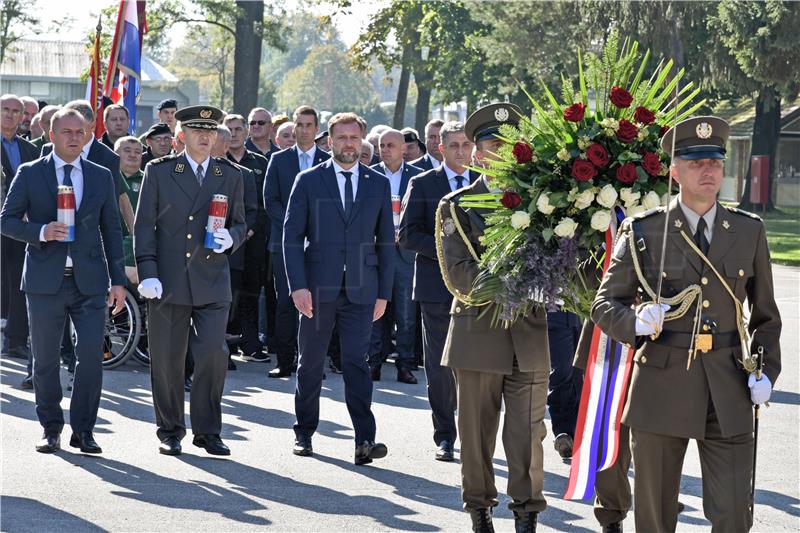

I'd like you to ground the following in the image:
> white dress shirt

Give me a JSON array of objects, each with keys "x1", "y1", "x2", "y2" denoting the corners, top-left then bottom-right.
[
  {"x1": 297, "y1": 145, "x2": 317, "y2": 171},
  {"x1": 443, "y1": 164, "x2": 468, "y2": 192},
  {"x1": 332, "y1": 159, "x2": 359, "y2": 208},
  {"x1": 678, "y1": 199, "x2": 716, "y2": 242},
  {"x1": 81, "y1": 138, "x2": 93, "y2": 159},
  {"x1": 382, "y1": 163, "x2": 404, "y2": 197},
  {"x1": 41, "y1": 153, "x2": 84, "y2": 267},
  {"x1": 185, "y1": 153, "x2": 212, "y2": 179}
]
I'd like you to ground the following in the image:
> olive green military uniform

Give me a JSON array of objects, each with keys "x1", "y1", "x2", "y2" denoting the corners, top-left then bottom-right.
[
  {"x1": 117, "y1": 170, "x2": 143, "y2": 268},
  {"x1": 437, "y1": 176, "x2": 550, "y2": 515},
  {"x1": 592, "y1": 198, "x2": 781, "y2": 532}
]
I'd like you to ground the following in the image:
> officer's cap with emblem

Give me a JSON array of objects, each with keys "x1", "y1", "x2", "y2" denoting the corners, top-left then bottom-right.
[
  {"x1": 660, "y1": 116, "x2": 729, "y2": 160},
  {"x1": 143, "y1": 122, "x2": 172, "y2": 140},
  {"x1": 174, "y1": 105, "x2": 224, "y2": 130},
  {"x1": 465, "y1": 103, "x2": 523, "y2": 144}
]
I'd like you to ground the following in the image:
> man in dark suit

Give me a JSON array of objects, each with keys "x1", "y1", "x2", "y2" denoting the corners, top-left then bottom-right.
[
  {"x1": 263, "y1": 105, "x2": 330, "y2": 377},
  {"x1": 398, "y1": 120, "x2": 479, "y2": 462},
  {"x1": 284, "y1": 112, "x2": 395, "y2": 465},
  {"x1": 369, "y1": 128, "x2": 422, "y2": 384},
  {"x1": 1, "y1": 107, "x2": 126, "y2": 454},
  {"x1": 1, "y1": 94, "x2": 43, "y2": 387},
  {"x1": 100, "y1": 103, "x2": 130, "y2": 151},
  {"x1": 245, "y1": 107, "x2": 279, "y2": 160},
  {"x1": 134, "y1": 105, "x2": 247, "y2": 457},
  {"x1": 410, "y1": 119, "x2": 444, "y2": 171}
]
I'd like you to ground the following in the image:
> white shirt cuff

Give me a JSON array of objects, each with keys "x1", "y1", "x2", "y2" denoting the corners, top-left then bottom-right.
[{"x1": 39, "y1": 225, "x2": 46, "y2": 242}]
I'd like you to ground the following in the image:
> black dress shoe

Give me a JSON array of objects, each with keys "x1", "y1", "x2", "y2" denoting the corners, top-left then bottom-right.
[
  {"x1": 192, "y1": 434, "x2": 230, "y2": 456},
  {"x1": 602, "y1": 521, "x2": 622, "y2": 533},
  {"x1": 35, "y1": 433, "x2": 61, "y2": 453},
  {"x1": 513, "y1": 510, "x2": 537, "y2": 533},
  {"x1": 69, "y1": 431, "x2": 102, "y2": 454},
  {"x1": 293, "y1": 436, "x2": 313, "y2": 456},
  {"x1": 554, "y1": 433, "x2": 574, "y2": 460},
  {"x1": 354, "y1": 440, "x2": 387, "y2": 465},
  {"x1": 20, "y1": 377, "x2": 33, "y2": 390},
  {"x1": 435, "y1": 440, "x2": 454, "y2": 462},
  {"x1": 268, "y1": 366, "x2": 292, "y2": 378},
  {"x1": 228, "y1": 359, "x2": 237, "y2": 371},
  {"x1": 3, "y1": 345, "x2": 29, "y2": 359},
  {"x1": 397, "y1": 369, "x2": 418, "y2": 384},
  {"x1": 159, "y1": 436, "x2": 182, "y2": 456},
  {"x1": 370, "y1": 365, "x2": 381, "y2": 381},
  {"x1": 469, "y1": 508, "x2": 495, "y2": 533},
  {"x1": 677, "y1": 501, "x2": 685, "y2": 513}
]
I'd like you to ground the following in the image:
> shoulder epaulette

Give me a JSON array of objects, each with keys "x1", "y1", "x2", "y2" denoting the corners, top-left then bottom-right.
[
  {"x1": 632, "y1": 206, "x2": 665, "y2": 219},
  {"x1": 149, "y1": 153, "x2": 180, "y2": 165},
  {"x1": 213, "y1": 156, "x2": 236, "y2": 168},
  {"x1": 722, "y1": 204, "x2": 762, "y2": 221}
]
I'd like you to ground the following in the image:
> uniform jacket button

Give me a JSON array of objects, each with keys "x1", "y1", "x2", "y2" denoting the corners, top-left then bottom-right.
[
  {"x1": 641, "y1": 355, "x2": 648, "y2": 364},
  {"x1": 185, "y1": 252, "x2": 191, "y2": 258},
  {"x1": 738, "y1": 269, "x2": 744, "y2": 277},
  {"x1": 187, "y1": 234, "x2": 192, "y2": 239},
  {"x1": 455, "y1": 306, "x2": 461, "y2": 313},
  {"x1": 701, "y1": 277, "x2": 708, "y2": 285},
  {"x1": 189, "y1": 215, "x2": 194, "y2": 221},
  {"x1": 702, "y1": 300, "x2": 710, "y2": 308}
]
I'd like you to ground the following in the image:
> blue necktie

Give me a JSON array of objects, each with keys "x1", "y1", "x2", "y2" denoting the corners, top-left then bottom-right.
[
  {"x1": 342, "y1": 171, "x2": 353, "y2": 219},
  {"x1": 301, "y1": 153, "x2": 310, "y2": 171},
  {"x1": 454, "y1": 175, "x2": 465, "y2": 190},
  {"x1": 63, "y1": 164, "x2": 73, "y2": 187}
]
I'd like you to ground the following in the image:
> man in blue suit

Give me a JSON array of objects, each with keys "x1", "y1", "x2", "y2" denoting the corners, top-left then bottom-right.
[
  {"x1": 263, "y1": 105, "x2": 330, "y2": 378},
  {"x1": 369, "y1": 128, "x2": 422, "y2": 384},
  {"x1": 283, "y1": 112, "x2": 395, "y2": 465},
  {"x1": 0, "y1": 108, "x2": 126, "y2": 454}
]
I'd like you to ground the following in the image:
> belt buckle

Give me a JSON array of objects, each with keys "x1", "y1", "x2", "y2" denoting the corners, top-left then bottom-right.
[{"x1": 695, "y1": 333, "x2": 713, "y2": 353}]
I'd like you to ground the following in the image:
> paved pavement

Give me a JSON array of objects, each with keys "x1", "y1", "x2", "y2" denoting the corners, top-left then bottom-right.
[{"x1": 2, "y1": 264, "x2": 798, "y2": 532}]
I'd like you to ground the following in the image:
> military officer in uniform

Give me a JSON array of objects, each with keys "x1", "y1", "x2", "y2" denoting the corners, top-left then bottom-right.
[
  {"x1": 134, "y1": 105, "x2": 247, "y2": 457},
  {"x1": 436, "y1": 103, "x2": 550, "y2": 533},
  {"x1": 592, "y1": 116, "x2": 781, "y2": 532}
]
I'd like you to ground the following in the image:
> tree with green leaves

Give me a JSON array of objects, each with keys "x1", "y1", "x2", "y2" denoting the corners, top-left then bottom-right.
[{"x1": 0, "y1": 0, "x2": 41, "y2": 65}]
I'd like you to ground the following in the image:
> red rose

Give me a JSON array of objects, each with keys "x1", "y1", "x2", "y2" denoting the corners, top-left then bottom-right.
[
  {"x1": 501, "y1": 191, "x2": 523, "y2": 209},
  {"x1": 571, "y1": 160, "x2": 598, "y2": 182},
  {"x1": 642, "y1": 152, "x2": 662, "y2": 176},
  {"x1": 563, "y1": 103, "x2": 586, "y2": 122},
  {"x1": 586, "y1": 143, "x2": 610, "y2": 168},
  {"x1": 633, "y1": 106, "x2": 656, "y2": 125},
  {"x1": 659, "y1": 125, "x2": 670, "y2": 138},
  {"x1": 512, "y1": 142, "x2": 533, "y2": 164},
  {"x1": 616, "y1": 119, "x2": 638, "y2": 143},
  {"x1": 610, "y1": 86, "x2": 633, "y2": 108},
  {"x1": 616, "y1": 162, "x2": 638, "y2": 184}
]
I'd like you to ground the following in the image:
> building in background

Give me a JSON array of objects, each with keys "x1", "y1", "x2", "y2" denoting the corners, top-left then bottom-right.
[{"x1": 0, "y1": 39, "x2": 198, "y2": 134}]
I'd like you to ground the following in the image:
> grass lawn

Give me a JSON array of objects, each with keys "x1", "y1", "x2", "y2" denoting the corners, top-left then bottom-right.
[{"x1": 761, "y1": 207, "x2": 800, "y2": 266}]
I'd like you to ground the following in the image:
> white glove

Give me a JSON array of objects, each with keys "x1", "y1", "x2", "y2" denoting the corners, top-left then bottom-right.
[
  {"x1": 138, "y1": 278, "x2": 163, "y2": 299},
  {"x1": 635, "y1": 303, "x2": 670, "y2": 336},
  {"x1": 748, "y1": 374, "x2": 772, "y2": 405},
  {"x1": 213, "y1": 228, "x2": 233, "y2": 253}
]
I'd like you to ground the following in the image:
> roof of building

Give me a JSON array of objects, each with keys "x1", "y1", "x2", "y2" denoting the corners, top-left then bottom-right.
[
  {"x1": 0, "y1": 39, "x2": 177, "y2": 82},
  {"x1": 714, "y1": 94, "x2": 800, "y2": 138}
]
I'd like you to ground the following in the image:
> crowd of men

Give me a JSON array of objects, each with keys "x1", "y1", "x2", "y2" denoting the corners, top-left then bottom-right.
[{"x1": 0, "y1": 92, "x2": 780, "y2": 533}]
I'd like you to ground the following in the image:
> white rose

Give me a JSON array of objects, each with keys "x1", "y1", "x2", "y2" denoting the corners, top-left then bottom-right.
[
  {"x1": 626, "y1": 204, "x2": 645, "y2": 217},
  {"x1": 510, "y1": 211, "x2": 531, "y2": 230},
  {"x1": 619, "y1": 187, "x2": 641, "y2": 207},
  {"x1": 554, "y1": 217, "x2": 579, "y2": 238},
  {"x1": 574, "y1": 189, "x2": 595, "y2": 210},
  {"x1": 642, "y1": 190, "x2": 661, "y2": 210},
  {"x1": 596, "y1": 184, "x2": 619, "y2": 208},
  {"x1": 590, "y1": 210, "x2": 612, "y2": 232},
  {"x1": 567, "y1": 187, "x2": 579, "y2": 202},
  {"x1": 536, "y1": 193, "x2": 555, "y2": 215},
  {"x1": 557, "y1": 147, "x2": 571, "y2": 161}
]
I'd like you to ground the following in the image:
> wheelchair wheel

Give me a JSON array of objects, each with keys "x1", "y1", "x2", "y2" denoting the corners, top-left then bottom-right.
[
  {"x1": 102, "y1": 288, "x2": 141, "y2": 369},
  {"x1": 131, "y1": 299, "x2": 150, "y2": 367}
]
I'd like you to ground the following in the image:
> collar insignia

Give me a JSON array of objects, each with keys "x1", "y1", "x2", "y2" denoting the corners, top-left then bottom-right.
[
  {"x1": 213, "y1": 166, "x2": 222, "y2": 176},
  {"x1": 175, "y1": 163, "x2": 185, "y2": 173},
  {"x1": 722, "y1": 219, "x2": 730, "y2": 230},
  {"x1": 674, "y1": 219, "x2": 683, "y2": 229}
]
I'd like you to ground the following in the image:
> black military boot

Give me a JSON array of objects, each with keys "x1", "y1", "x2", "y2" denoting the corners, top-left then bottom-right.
[
  {"x1": 469, "y1": 508, "x2": 494, "y2": 533},
  {"x1": 602, "y1": 522, "x2": 622, "y2": 533},
  {"x1": 513, "y1": 510, "x2": 537, "y2": 532}
]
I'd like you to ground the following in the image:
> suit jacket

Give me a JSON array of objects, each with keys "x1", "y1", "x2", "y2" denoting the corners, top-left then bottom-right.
[
  {"x1": 592, "y1": 200, "x2": 781, "y2": 439},
  {"x1": 283, "y1": 159, "x2": 395, "y2": 305},
  {"x1": 370, "y1": 161, "x2": 422, "y2": 264},
  {"x1": 436, "y1": 178, "x2": 550, "y2": 375},
  {"x1": 410, "y1": 154, "x2": 440, "y2": 172},
  {"x1": 227, "y1": 163, "x2": 258, "y2": 272},
  {"x1": 229, "y1": 149, "x2": 269, "y2": 261},
  {"x1": 263, "y1": 145, "x2": 330, "y2": 253},
  {"x1": 0, "y1": 154, "x2": 126, "y2": 295},
  {"x1": 43, "y1": 139, "x2": 121, "y2": 197},
  {"x1": 398, "y1": 165, "x2": 478, "y2": 302},
  {"x1": 2, "y1": 135, "x2": 40, "y2": 202},
  {"x1": 134, "y1": 153, "x2": 247, "y2": 306}
]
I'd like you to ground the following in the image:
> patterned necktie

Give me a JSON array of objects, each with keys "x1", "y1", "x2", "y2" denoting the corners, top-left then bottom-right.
[
  {"x1": 454, "y1": 174, "x2": 465, "y2": 190},
  {"x1": 695, "y1": 217, "x2": 710, "y2": 255},
  {"x1": 342, "y1": 171, "x2": 353, "y2": 219},
  {"x1": 196, "y1": 164, "x2": 205, "y2": 185},
  {"x1": 63, "y1": 164, "x2": 73, "y2": 186}
]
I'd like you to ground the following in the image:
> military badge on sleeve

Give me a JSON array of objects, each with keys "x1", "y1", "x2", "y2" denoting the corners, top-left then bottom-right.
[{"x1": 442, "y1": 217, "x2": 456, "y2": 237}]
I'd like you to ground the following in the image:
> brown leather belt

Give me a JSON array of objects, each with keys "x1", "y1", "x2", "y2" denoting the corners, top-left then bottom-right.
[{"x1": 654, "y1": 330, "x2": 739, "y2": 352}]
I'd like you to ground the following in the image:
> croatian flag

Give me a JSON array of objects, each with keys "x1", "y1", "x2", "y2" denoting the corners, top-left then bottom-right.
[{"x1": 105, "y1": 0, "x2": 143, "y2": 133}]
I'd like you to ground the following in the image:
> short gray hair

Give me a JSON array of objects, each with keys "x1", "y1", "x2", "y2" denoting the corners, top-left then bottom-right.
[
  {"x1": 114, "y1": 135, "x2": 143, "y2": 152},
  {"x1": 64, "y1": 100, "x2": 94, "y2": 122},
  {"x1": 439, "y1": 121, "x2": 465, "y2": 144},
  {"x1": 361, "y1": 140, "x2": 374, "y2": 158},
  {"x1": 216, "y1": 124, "x2": 232, "y2": 142},
  {"x1": 248, "y1": 107, "x2": 271, "y2": 122},
  {"x1": 20, "y1": 96, "x2": 38, "y2": 110}
]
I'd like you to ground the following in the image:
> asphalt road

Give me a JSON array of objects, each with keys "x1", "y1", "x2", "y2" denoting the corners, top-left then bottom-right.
[{"x1": 1, "y1": 265, "x2": 798, "y2": 532}]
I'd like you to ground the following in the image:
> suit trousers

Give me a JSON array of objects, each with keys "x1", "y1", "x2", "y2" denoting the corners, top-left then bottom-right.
[
  {"x1": 631, "y1": 402, "x2": 754, "y2": 533},
  {"x1": 369, "y1": 252, "x2": 415, "y2": 370},
  {"x1": 546, "y1": 310, "x2": 583, "y2": 437},
  {"x1": 27, "y1": 276, "x2": 106, "y2": 434},
  {"x1": 1, "y1": 235, "x2": 29, "y2": 349},
  {"x1": 455, "y1": 361, "x2": 548, "y2": 513},
  {"x1": 147, "y1": 300, "x2": 230, "y2": 440},
  {"x1": 238, "y1": 258, "x2": 270, "y2": 355},
  {"x1": 294, "y1": 286, "x2": 376, "y2": 444},
  {"x1": 272, "y1": 252, "x2": 298, "y2": 366},
  {"x1": 593, "y1": 423, "x2": 632, "y2": 526},
  {"x1": 420, "y1": 301, "x2": 457, "y2": 445}
]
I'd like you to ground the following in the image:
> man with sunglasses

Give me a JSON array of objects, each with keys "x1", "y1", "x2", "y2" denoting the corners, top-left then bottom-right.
[{"x1": 245, "y1": 107, "x2": 279, "y2": 161}]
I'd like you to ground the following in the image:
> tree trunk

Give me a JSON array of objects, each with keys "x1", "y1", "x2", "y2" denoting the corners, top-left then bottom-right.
[
  {"x1": 233, "y1": 0, "x2": 264, "y2": 114},
  {"x1": 413, "y1": 47, "x2": 437, "y2": 134},
  {"x1": 393, "y1": 43, "x2": 413, "y2": 129},
  {"x1": 739, "y1": 86, "x2": 781, "y2": 211}
]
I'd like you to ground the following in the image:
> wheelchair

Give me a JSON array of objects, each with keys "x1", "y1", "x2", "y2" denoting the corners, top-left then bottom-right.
[{"x1": 96, "y1": 285, "x2": 150, "y2": 369}]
